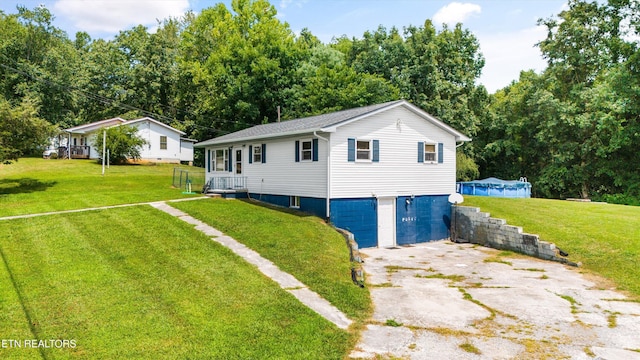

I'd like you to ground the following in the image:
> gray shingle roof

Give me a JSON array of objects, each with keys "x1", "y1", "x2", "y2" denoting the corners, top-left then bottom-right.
[{"x1": 195, "y1": 100, "x2": 404, "y2": 147}]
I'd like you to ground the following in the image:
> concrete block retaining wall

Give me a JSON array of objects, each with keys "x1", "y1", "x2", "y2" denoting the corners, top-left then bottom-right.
[
  {"x1": 334, "y1": 227, "x2": 365, "y2": 287},
  {"x1": 452, "y1": 206, "x2": 579, "y2": 267}
]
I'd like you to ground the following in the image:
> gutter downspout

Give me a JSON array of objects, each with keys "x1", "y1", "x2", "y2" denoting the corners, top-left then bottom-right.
[{"x1": 314, "y1": 131, "x2": 330, "y2": 219}]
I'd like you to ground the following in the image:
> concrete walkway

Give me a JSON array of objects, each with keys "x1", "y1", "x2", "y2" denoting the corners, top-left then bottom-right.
[
  {"x1": 1, "y1": 198, "x2": 352, "y2": 329},
  {"x1": 350, "y1": 241, "x2": 640, "y2": 359},
  {"x1": 149, "y1": 201, "x2": 353, "y2": 330}
]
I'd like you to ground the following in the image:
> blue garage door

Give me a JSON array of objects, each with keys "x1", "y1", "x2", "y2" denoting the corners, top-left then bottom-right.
[
  {"x1": 330, "y1": 198, "x2": 378, "y2": 248},
  {"x1": 396, "y1": 195, "x2": 450, "y2": 245}
]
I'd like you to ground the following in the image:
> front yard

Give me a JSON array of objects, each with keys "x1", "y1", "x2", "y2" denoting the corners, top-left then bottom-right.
[
  {"x1": 0, "y1": 206, "x2": 352, "y2": 359},
  {"x1": 0, "y1": 158, "x2": 200, "y2": 217},
  {"x1": 0, "y1": 158, "x2": 369, "y2": 359}
]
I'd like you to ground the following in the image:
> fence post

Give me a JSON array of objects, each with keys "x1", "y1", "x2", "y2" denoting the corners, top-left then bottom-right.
[{"x1": 172, "y1": 168, "x2": 177, "y2": 187}]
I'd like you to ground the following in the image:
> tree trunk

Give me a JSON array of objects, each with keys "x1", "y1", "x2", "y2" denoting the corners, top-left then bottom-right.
[{"x1": 580, "y1": 182, "x2": 589, "y2": 199}]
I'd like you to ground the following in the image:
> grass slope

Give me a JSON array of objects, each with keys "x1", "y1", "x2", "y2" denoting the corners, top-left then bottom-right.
[
  {"x1": 0, "y1": 158, "x2": 200, "y2": 217},
  {"x1": 463, "y1": 196, "x2": 640, "y2": 298},
  {"x1": 0, "y1": 206, "x2": 348, "y2": 359},
  {"x1": 172, "y1": 198, "x2": 372, "y2": 323}
]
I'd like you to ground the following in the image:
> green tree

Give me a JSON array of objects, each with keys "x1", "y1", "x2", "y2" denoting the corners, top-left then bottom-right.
[
  {"x1": 0, "y1": 95, "x2": 57, "y2": 163},
  {"x1": 535, "y1": 0, "x2": 639, "y2": 199},
  {"x1": 456, "y1": 152, "x2": 479, "y2": 182},
  {"x1": 179, "y1": 0, "x2": 301, "y2": 139},
  {"x1": 0, "y1": 6, "x2": 82, "y2": 128},
  {"x1": 337, "y1": 21, "x2": 487, "y2": 140},
  {"x1": 93, "y1": 125, "x2": 147, "y2": 164},
  {"x1": 479, "y1": 0, "x2": 640, "y2": 201},
  {"x1": 478, "y1": 71, "x2": 562, "y2": 197},
  {"x1": 285, "y1": 45, "x2": 398, "y2": 118}
]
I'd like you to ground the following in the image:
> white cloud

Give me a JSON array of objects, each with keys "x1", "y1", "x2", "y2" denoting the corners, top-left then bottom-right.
[
  {"x1": 433, "y1": 2, "x2": 481, "y2": 26},
  {"x1": 279, "y1": 0, "x2": 307, "y2": 10},
  {"x1": 477, "y1": 25, "x2": 548, "y2": 93},
  {"x1": 280, "y1": 0, "x2": 293, "y2": 9},
  {"x1": 53, "y1": 0, "x2": 189, "y2": 34}
]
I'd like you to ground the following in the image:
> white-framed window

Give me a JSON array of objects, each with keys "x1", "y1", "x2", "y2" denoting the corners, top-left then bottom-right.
[
  {"x1": 160, "y1": 136, "x2": 167, "y2": 150},
  {"x1": 252, "y1": 144, "x2": 262, "y2": 163},
  {"x1": 356, "y1": 140, "x2": 371, "y2": 161},
  {"x1": 424, "y1": 143, "x2": 437, "y2": 163},
  {"x1": 215, "y1": 149, "x2": 228, "y2": 171},
  {"x1": 289, "y1": 196, "x2": 300, "y2": 208},
  {"x1": 300, "y1": 139, "x2": 313, "y2": 161}
]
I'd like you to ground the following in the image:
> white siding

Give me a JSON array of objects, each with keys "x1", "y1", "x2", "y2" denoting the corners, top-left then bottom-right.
[
  {"x1": 66, "y1": 120, "x2": 190, "y2": 163},
  {"x1": 133, "y1": 121, "x2": 182, "y2": 162},
  {"x1": 204, "y1": 135, "x2": 328, "y2": 198},
  {"x1": 330, "y1": 106, "x2": 457, "y2": 198},
  {"x1": 180, "y1": 140, "x2": 194, "y2": 162},
  {"x1": 88, "y1": 135, "x2": 100, "y2": 159}
]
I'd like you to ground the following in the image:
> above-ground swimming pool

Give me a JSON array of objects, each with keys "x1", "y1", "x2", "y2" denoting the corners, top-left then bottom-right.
[{"x1": 457, "y1": 177, "x2": 531, "y2": 198}]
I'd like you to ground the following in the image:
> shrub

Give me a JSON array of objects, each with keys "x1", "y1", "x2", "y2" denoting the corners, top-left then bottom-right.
[
  {"x1": 93, "y1": 125, "x2": 147, "y2": 164},
  {"x1": 599, "y1": 193, "x2": 640, "y2": 206}
]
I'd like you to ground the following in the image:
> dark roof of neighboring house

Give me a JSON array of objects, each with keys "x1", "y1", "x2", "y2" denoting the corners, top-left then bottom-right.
[{"x1": 195, "y1": 100, "x2": 470, "y2": 147}]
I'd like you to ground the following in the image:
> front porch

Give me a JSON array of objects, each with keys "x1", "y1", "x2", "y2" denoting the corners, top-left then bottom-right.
[
  {"x1": 203, "y1": 176, "x2": 248, "y2": 198},
  {"x1": 58, "y1": 145, "x2": 91, "y2": 159}
]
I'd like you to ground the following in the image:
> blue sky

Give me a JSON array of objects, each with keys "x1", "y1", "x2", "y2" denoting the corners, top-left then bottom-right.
[{"x1": 0, "y1": 0, "x2": 568, "y2": 93}]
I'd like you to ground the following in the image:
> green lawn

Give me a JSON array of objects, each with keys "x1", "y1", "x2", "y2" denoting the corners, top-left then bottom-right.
[
  {"x1": 462, "y1": 196, "x2": 640, "y2": 299},
  {"x1": 0, "y1": 158, "x2": 201, "y2": 217},
  {"x1": 172, "y1": 199, "x2": 372, "y2": 323},
  {"x1": 0, "y1": 206, "x2": 349, "y2": 359},
  {"x1": 0, "y1": 158, "x2": 368, "y2": 358}
]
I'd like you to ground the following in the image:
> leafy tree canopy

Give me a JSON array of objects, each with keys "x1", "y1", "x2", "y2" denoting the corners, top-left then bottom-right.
[{"x1": 0, "y1": 95, "x2": 56, "y2": 164}]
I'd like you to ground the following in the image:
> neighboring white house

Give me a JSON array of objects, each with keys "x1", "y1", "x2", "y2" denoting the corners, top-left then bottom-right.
[
  {"x1": 195, "y1": 100, "x2": 470, "y2": 248},
  {"x1": 60, "y1": 117, "x2": 195, "y2": 164}
]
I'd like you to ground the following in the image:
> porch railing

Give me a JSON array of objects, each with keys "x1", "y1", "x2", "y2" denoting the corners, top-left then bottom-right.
[
  {"x1": 205, "y1": 176, "x2": 248, "y2": 190},
  {"x1": 58, "y1": 145, "x2": 90, "y2": 159}
]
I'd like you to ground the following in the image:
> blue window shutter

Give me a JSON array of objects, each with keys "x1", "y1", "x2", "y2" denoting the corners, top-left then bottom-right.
[
  {"x1": 438, "y1": 143, "x2": 444, "y2": 164},
  {"x1": 418, "y1": 142, "x2": 424, "y2": 163},
  {"x1": 312, "y1": 139, "x2": 319, "y2": 162},
  {"x1": 261, "y1": 144, "x2": 266, "y2": 163},
  {"x1": 228, "y1": 147, "x2": 233, "y2": 172},
  {"x1": 207, "y1": 149, "x2": 211, "y2": 171},
  {"x1": 249, "y1": 145, "x2": 253, "y2": 164},
  {"x1": 372, "y1": 140, "x2": 379, "y2": 162},
  {"x1": 347, "y1": 138, "x2": 355, "y2": 162},
  {"x1": 295, "y1": 141, "x2": 300, "y2": 162}
]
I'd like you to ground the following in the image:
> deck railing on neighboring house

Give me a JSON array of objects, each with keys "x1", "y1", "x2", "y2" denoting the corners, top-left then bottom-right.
[
  {"x1": 205, "y1": 176, "x2": 248, "y2": 190},
  {"x1": 58, "y1": 145, "x2": 91, "y2": 159}
]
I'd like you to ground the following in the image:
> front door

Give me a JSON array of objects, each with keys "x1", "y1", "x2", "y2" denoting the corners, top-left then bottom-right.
[
  {"x1": 235, "y1": 150, "x2": 242, "y2": 175},
  {"x1": 377, "y1": 197, "x2": 396, "y2": 248}
]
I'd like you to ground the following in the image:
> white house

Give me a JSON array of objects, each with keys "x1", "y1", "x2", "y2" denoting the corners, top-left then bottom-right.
[
  {"x1": 61, "y1": 117, "x2": 195, "y2": 164},
  {"x1": 194, "y1": 100, "x2": 470, "y2": 248}
]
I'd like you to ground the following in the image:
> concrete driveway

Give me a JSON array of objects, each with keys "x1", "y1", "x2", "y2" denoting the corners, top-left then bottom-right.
[{"x1": 350, "y1": 241, "x2": 640, "y2": 360}]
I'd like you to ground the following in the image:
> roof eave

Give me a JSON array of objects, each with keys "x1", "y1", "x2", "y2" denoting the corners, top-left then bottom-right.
[
  {"x1": 320, "y1": 100, "x2": 404, "y2": 132},
  {"x1": 194, "y1": 128, "x2": 331, "y2": 148},
  {"x1": 124, "y1": 117, "x2": 186, "y2": 136}
]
